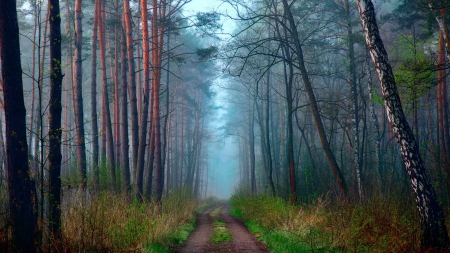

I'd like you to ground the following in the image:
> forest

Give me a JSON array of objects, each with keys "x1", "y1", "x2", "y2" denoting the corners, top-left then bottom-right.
[{"x1": 1, "y1": 0, "x2": 450, "y2": 252}]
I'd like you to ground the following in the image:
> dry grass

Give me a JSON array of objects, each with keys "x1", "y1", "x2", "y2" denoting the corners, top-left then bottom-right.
[
  {"x1": 61, "y1": 190, "x2": 198, "y2": 251},
  {"x1": 231, "y1": 192, "x2": 439, "y2": 252}
]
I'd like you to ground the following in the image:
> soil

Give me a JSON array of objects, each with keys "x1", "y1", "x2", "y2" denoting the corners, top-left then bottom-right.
[{"x1": 174, "y1": 204, "x2": 270, "y2": 253}]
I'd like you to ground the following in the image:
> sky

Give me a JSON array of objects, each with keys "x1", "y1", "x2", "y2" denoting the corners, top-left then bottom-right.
[{"x1": 184, "y1": 0, "x2": 238, "y2": 199}]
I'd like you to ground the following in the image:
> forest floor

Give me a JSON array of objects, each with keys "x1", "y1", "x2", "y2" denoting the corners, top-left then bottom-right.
[{"x1": 174, "y1": 204, "x2": 269, "y2": 253}]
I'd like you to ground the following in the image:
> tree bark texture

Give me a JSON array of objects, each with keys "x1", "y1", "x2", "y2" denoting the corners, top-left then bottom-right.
[
  {"x1": 73, "y1": 0, "x2": 87, "y2": 189},
  {"x1": 48, "y1": 0, "x2": 63, "y2": 241},
  {"x1": 357, "y1": 0, "x2": 449, "y2": 248}
]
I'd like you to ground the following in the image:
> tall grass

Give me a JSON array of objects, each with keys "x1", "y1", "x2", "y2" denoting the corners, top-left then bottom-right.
[
  {"x1": 230, "y1": 190, "x2": 432, "y2": 252},
  {"x1": 61, "y1": 190, "x2": 199, "y2": 251}
]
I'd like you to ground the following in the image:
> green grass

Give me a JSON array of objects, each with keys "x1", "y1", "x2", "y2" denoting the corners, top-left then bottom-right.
[
  {"x1": 245, "y1": 220, "x2": 343, "y2": 253},
  {"x1": 210, "y1": 219, "x2": 233, "y2": 244},
  {"x1": 230, "y1": 190, "x2": 425, "y2": 252}
]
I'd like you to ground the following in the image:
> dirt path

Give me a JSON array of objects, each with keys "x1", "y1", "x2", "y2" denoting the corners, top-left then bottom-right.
[{"x1": 175, "y1": 204, "x2": 269, "y2": 253}]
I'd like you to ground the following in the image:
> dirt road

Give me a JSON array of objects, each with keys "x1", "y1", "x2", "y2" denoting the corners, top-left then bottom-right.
[{"x1": 175, "y1": 205, "x2": 269, "y2": 253}]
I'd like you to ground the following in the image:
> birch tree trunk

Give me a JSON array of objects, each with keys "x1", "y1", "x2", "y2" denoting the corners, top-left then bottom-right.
[{"x1": 357, "y1": 0, "x2": 449, "y2": 248}]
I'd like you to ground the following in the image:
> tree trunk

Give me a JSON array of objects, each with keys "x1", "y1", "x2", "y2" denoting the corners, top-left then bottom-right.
[
  {"x1": 249, "y1": 102, "x2": 256, "y2": 194},
  {"x1": 123, "y1": 0, "x2": 139, "y2": 177},
  {"x1": 0, "y1": 0, "x2": 39, "y2": 250},
  {"x1": 98, "y1": 0, "x2": 116, "y2": 190},
  {"x1": 135, "y1": 0, "x2": 151, "y2": 201},
  {"x1": 365, "y1": 49, "x2": 382, "y2": 190},
  {"x1": 345, "y1": 0, "x2": 362, "y2": 201},
  {"x1": 48, "y1": 0, "x2": 63, "y2": 241},
  {"x1": 121, "y1": 18, "x2": 131, "y2": 199},
  {"x1": 153, "y1": 0, "x2": 165, "y2": 203},
  {"x1": 281, "y1": 0, "x2": 348, "y2": 200},
  {"x1": 91, "y1": 0, "x2": 100, "y2": 189},
  {"x1": 73, "y1": 0, "x2": 87, "y2": 189},
  {"x1": 357, "y1": 0, "x2": 450, "y2": 248}
]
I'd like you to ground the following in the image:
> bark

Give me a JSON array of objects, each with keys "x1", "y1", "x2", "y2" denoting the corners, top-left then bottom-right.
[
  {"x1": 91, "y1": 0, "x2": 100, "y2": 188},
  {"x1": 365, "y1": 49, "x2": 382, "y2": 189},
  {"x1": 358, "y1": 0, "x2": 449, "y2": 248},
  {"x1": 154, "y1": 0, "x2": 165, "y2": 203},
  {"x1": 265, "y1": 62, "x2": 276, "y2": 197},
  {"x1": 249, "y1": 103, "x2": 256, "y2": 194},
  {"x1": 0, "y1": 0, "x2": 39, "y2": 250},
  {"x1": 48, "y1": 0, "x2": 63, "y2": 241},
  {"x1": 114, "y1": 0, "x2": 121, "y2": 170},
  {"x1": 28, "y1": 1, "x2": 38, "y2": 154},
  {"x1": 121, "y1": 19, "x2": 131, "y2": 198},
  {"x1": 135, "y1": 0, "x2": 151, "y2": 201},
  {"x1": 281, "y1": 0, "x2": 348, "y2": 200},
  {"x1": 437, "y1": 29, "x2": 450, "y2": 165},
  {"x1": 99, "y1": 0, "x2": 116, "y2": 190},
  {"x1": 123, "y1": 0, "x2": 139, "y2": 176},
  {"x1": 345, "y1": 0, "x2": 362, "y2": 201},
  {"x1": 73, "y1": 0, "x2": 87, "y2": 189}
]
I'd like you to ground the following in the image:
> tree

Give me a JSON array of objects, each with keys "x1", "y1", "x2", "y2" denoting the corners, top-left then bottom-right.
[
  {"x1": 0, "y1": 0, "x2": 38, "y2": 250},
  {"x1": 281, "y1": 0, "x2": 349, "y2": 200},
  {"x1": 73, "y1": 0, "x2": 87, "y2": 189},
  {"x1": 357, "y1": 0, "x2": 449, "y2": 248},
  {"x1": 91, "y1": 0, "x2": 100, "y2": 189},
  {"x1": 98, "y1": 0, "x2": 116, "y2": 190},
  {"x1": 48, "y1": 0, "x2": 64, "y2": 241}
]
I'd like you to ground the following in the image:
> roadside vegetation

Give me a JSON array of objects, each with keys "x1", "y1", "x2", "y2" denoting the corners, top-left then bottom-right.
[
  {"x1": 0, "y1": 188, "x2": 212, "y2": 252},
  {"x1": 230, "y1": 190, "x2": 438, "y2": 252}
]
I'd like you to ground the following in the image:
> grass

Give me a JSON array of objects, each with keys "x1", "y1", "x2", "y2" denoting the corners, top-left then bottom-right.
[
  {"x1": 210, "y1": 219, "x2": 233, "y2": 244},
  {"x1": 60, "y1": 189, "x2": 200, "y2": 252},
  {"x1": 230, "y1": 191, "x2": 427, "y2": 252}
]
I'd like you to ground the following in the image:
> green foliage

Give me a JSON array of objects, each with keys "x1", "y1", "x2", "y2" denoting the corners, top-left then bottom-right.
[{"x1": 391, "y1": 35, "x2": 434, "y2": 110}]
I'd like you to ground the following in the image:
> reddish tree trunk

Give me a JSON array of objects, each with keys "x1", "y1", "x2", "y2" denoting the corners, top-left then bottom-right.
[
  {"x1": 99, "y1": 0, "x2": 116, "y2": 190},
  {"x1": 91, "y1": 0, "x2": 100, "y2": 188}
]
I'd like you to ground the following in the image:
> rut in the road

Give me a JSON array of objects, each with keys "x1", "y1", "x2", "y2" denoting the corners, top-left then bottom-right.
[{"x1": 175, "y1": 205, "x2": 269, "y2": 253}]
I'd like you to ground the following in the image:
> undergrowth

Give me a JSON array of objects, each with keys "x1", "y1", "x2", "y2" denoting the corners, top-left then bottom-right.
[
  {"x1": 61, "y1": 190, "x2": 200, "y2": 252},
  {"x1": 230, "y1": 190, "x2": 429, "y2": 252}
]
